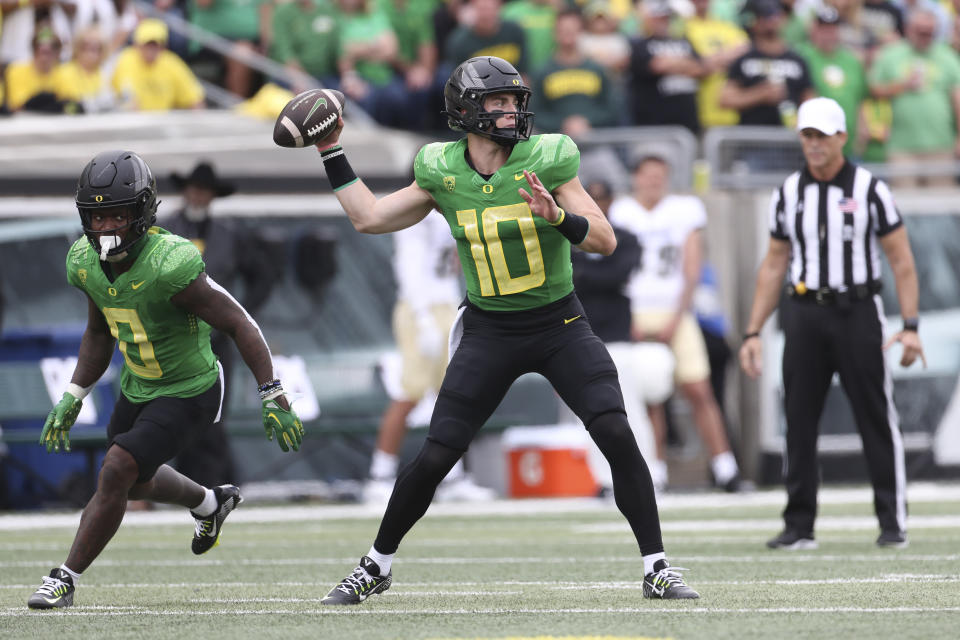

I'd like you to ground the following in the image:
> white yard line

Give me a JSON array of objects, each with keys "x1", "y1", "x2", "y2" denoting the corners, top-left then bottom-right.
[
  {"x1": 2, "y1": 483, "x2": 957, "y2": 532},
  {"x1": 3, "y1": 606, "x2": 960, "y2": 617},
  {"x1": 2, "y1": 554, "x2": 959, "y2": 570},
  {"x1": 3, "y1": 575, "x2": 957, "y2": 591}
]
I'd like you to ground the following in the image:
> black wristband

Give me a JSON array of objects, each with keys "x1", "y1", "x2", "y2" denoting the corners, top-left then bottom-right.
[
  {"x1": 550, "y1": 208, "x2": 590, "y2": 245},
  {"x1": 742, "y1": 331, "x2": 760, "y2": 341},
  {"x1": 902, "y1": 317, "x2": 919, "y2": 332},
  {"x1": 320, "y1": 145, "x2": 358, "y2": 191},
  {"x1": 257, "y1": 378, "x2": 281, "y2": 394}
]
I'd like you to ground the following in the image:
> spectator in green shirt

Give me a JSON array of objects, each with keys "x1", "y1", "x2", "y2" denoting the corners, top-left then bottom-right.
[
  {"x1": 336, "y1": 0, "x2": 424, "y2": 128},
  {"x1": 379, "y1": 0, "x2": 442, "y2": 129},
  {"x1": 270, "y1": 0, "x2": 340, "y2": 91},
  {"x1": 869, "y1": 7, "x2": 960, "y2": 187},
  {"x1": 796, "y1": 7, "x2": 868, "y2": 157},
  {"x1": 189, "y1": 0, "x2": 270, "y2": 98},
  {"x1": 501, "y1": 0, "x2": 558, "y2": 72},
  {"x1": 530, "y1": 8, "x2": 621, "y2": 135}
]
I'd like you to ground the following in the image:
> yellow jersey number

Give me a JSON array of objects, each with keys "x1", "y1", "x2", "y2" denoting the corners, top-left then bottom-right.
[
  {"x1": 456, "y1": 203, "x2": 546, "y2": 296},
  {"x1": 103, "y1": 307, "x2": 163, "y2": 378}
]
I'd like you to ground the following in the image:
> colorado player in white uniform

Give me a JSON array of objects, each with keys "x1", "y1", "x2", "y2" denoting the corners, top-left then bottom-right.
[
  {"x1": 609, "y1": 154, "x2": 742, "y2": 491},
  {"x1": 365, "y1": 211, "x2": 494, "y2": 502}
]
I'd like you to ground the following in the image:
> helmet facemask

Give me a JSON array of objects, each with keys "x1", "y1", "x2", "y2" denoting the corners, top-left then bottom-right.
[
  {"x1": 460, "y1": 88, "x2": 534, "y2": 146},
  {"x1": 79, "y1": 200, "x2": 155, "y2": 262}
]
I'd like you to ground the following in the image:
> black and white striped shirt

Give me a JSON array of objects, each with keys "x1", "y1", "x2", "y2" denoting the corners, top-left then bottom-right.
[{"x1": 769, "y1": 161, "x2": 901, "y2": 291}]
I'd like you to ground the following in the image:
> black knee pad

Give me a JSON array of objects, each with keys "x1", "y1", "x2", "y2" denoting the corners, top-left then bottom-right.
[
  {"x1": 400, "y1": 438, "x2": 464, "y2": 485},
  {"x1": 427, "y1": 390, "x2": 482, "y2": 451},
  {"x1": 587, "y1": 411, "x2": 636, "y2": 452}
]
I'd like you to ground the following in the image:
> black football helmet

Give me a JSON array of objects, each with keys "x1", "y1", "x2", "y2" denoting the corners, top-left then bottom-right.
[
  {"x1": 443, "y1": 56, "x2": 534, "y2": 146},
  {"x1": 76, "y1": 150, "x2": 158, "y2": 262}
]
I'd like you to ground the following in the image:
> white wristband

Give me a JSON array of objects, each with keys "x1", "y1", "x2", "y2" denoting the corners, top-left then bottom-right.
[
  {"x1": 262, "y1": 387, "x2": 285, "y2": 402},
  {"x1": 65, "y1": 382, "x2": 93, "y2": 400}
]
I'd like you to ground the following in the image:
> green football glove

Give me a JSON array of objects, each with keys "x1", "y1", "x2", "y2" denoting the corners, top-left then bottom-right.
[
  {"x1": 39, "y1": 392, "x2": 83, "y2": 453},
  {"x1": 262, "y1": 396, "x2": 304, "y2": 452}
]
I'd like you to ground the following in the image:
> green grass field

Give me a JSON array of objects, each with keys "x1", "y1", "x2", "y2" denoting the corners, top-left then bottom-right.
[{"x1": 2, "y1": 484, "x2": 958, "y2": 640}]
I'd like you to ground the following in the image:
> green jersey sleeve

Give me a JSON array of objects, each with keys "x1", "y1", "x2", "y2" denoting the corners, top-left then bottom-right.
[
  {"x1": 536, "y1": 133, "x2": 580, "y2": 191},
  {"x1": 153, "y1": 234, "x2": 206, "y2": 299},
  {"x1": 65, "y1": 237, "x2": 92, "y2": 289},
  {"x1": 414, "y1": 141, "x2": 450, "y2": 193}
]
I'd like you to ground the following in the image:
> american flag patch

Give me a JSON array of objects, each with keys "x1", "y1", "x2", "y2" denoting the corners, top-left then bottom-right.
[{"x1": 838, "y1": 198, "x2": 858, "y2": 213}]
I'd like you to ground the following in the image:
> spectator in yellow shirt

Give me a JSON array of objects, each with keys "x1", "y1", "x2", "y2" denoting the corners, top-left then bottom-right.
[
  {"x1": 112, "y1": 19, "x2": 205, "y2": 111},
  {"x1": 684, "y1": 0, "x2": 750, "y2": 127},
  {"x1": 59, "y1": 27, "x2": 115, "y2": 113},
  {"x1": 4, "y1": 29, "x2": 71, "y2": 112}
]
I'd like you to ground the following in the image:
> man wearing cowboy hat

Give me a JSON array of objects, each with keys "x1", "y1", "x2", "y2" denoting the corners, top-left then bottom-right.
[{"x1": 162, "y1": 161, "x2": 274, "y2": 488}]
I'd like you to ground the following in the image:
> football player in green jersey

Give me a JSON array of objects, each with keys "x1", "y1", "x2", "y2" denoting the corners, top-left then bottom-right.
[
  {"x1": 315, "y1": 56, "x2": 698, "y2": 603},
  {"x1": 28, "y1": 150, "x2": 304, "y2": 610}
]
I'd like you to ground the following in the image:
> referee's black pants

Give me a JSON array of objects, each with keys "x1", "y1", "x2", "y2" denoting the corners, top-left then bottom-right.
[{"x1": 780, "y1": 294, "x2": 907, "y2": 536}]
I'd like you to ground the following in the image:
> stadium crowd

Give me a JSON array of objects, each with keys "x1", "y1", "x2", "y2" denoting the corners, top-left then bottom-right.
[{"x1": 2, "y1": 0, "x2": 960, "y2": 167}]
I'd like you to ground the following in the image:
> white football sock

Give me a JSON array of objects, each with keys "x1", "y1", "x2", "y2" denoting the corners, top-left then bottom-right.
[
  {"x1": 59, "y1": 564, "x2": 82, "y2": 585},
  {"x1": 711, "y1": 451, "x2": 739, "y2": 485},
  {"x1": 192, "y1": 488, "x2": 218, "y2": 517},
  {"x1": 367, "y1": 546, "x2": 394, "y2": 575},
  {"x1": 643, "y1": 552, "x2": 666, "y2": 575},
  {"x1": 370, "y1": 450, "x2": 399, "y2": 481}
]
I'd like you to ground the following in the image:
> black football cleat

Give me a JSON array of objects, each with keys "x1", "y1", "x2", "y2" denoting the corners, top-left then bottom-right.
[
  {"x1": 876, "y1": 530, "x2": 908, "y2": 549},
  {"x1": 191, "y1": 485, "x2": 243, "y2": 555},
  {"x1": 27, "y1": 568, "x2": 75, "y2": 609},
  {"x1": 766, "y1": 529, "x2": 818, "y2": 550},
  {"x1": 643, "y1": 559, "x2": 699, "y2": 599},
  {"x1": 321, "y1": 556, "x2": 392, "y2": 605}
]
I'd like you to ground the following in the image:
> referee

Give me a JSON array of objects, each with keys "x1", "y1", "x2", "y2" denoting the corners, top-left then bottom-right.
[{"x1": 739, "y1": 97, "x2": 926, "y2": 550}]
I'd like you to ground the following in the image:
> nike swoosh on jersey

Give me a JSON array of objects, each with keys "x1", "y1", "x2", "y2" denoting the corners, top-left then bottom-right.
[
  {"x1": 563, "y1": 315, "x2": 581, "y2": 325},
  {"x1": 514, "y1": 173, "x2": 526, "y2": 180},
  {"x1": 131, "y1": 281, "x2": 146, "y2": 289}
]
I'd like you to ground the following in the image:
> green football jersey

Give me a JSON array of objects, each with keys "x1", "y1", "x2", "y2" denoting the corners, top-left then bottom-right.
[
  {"x1": 414, "y1": 133, "x2": 580, "y2": 312},
  {"x1": 66, "y1": 228, "x2": 219, "y2": 403}
]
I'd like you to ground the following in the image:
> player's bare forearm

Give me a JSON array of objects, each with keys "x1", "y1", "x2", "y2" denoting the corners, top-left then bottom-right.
[
  {"x1": 554, "y1": 176, "x2": 616, "y2": 255},
  {"x1": 745, "y1": 239, "x2": 791, "y2": 333},
  {"x1": 336, "y1": 180, "x2": 434, "y2": 234},
  {"x1": 880, "y1": 227, "x2": 919, "y2": 319},
  {"x1": 676, "y1": 229, "x2": 703, "y2": 315},
  {"x1": 172, "y1": 275, "x2": 280, "y2": 392},
  {"x1": 72, "y1": 296, "x2": 116, "y2": 388}
]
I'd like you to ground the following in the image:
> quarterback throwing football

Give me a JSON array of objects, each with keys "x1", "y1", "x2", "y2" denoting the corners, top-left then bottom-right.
[{"x1": 314, "y1": 56, "x2": 698, "y2": 603}]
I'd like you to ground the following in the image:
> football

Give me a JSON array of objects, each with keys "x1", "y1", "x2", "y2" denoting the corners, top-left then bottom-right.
[{"x1": 272, "y1": 88, "x2": 345, "y2": 149}]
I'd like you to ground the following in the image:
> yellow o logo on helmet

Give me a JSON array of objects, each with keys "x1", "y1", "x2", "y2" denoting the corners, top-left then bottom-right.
[
  {"x1": 95, "y1": 195, "x2": 103, "y2": 202},
  {"x1": 512, "y1": 79, "x2": 520, "y2": 85}
]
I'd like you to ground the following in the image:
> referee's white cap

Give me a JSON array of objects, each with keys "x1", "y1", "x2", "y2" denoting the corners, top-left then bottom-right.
[{"x1": 796, "y1": 97, "x2": 846, "y2": 135}]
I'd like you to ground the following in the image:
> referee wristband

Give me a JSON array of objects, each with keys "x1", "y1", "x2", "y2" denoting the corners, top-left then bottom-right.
[
  {"x1": 742, "y1": 331, "x2": 760, "y2": 342},
  {"x1": 549, "y1": 208, "x2": 590, "y2": 245},
  {"x1": 902, "y1": 317, "x2": 919, "y2": 332},
  {"x1": 320, "y1": 145, "x2": 359, "y2": 191}
]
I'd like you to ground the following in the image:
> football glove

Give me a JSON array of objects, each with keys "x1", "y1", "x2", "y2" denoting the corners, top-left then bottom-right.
[
  {"x1": 39, "y1": 392, "x2": 83, "y2": 453},
  {"x1": 262, "y1": 396, "x2": 304, "y2": 452}
]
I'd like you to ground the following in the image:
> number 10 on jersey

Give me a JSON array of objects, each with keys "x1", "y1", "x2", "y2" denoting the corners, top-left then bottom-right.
[{"x1": 456, "y1": 204, "x2": 546, "y2": 296}]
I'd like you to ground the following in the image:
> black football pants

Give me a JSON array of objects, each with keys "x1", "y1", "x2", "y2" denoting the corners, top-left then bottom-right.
[
  {"x1": 780, "y1": 295, "x2": 907, "y2": 536},
  {"x1": 374, "y1": 293, "x2": 664, "y2": 556}
]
